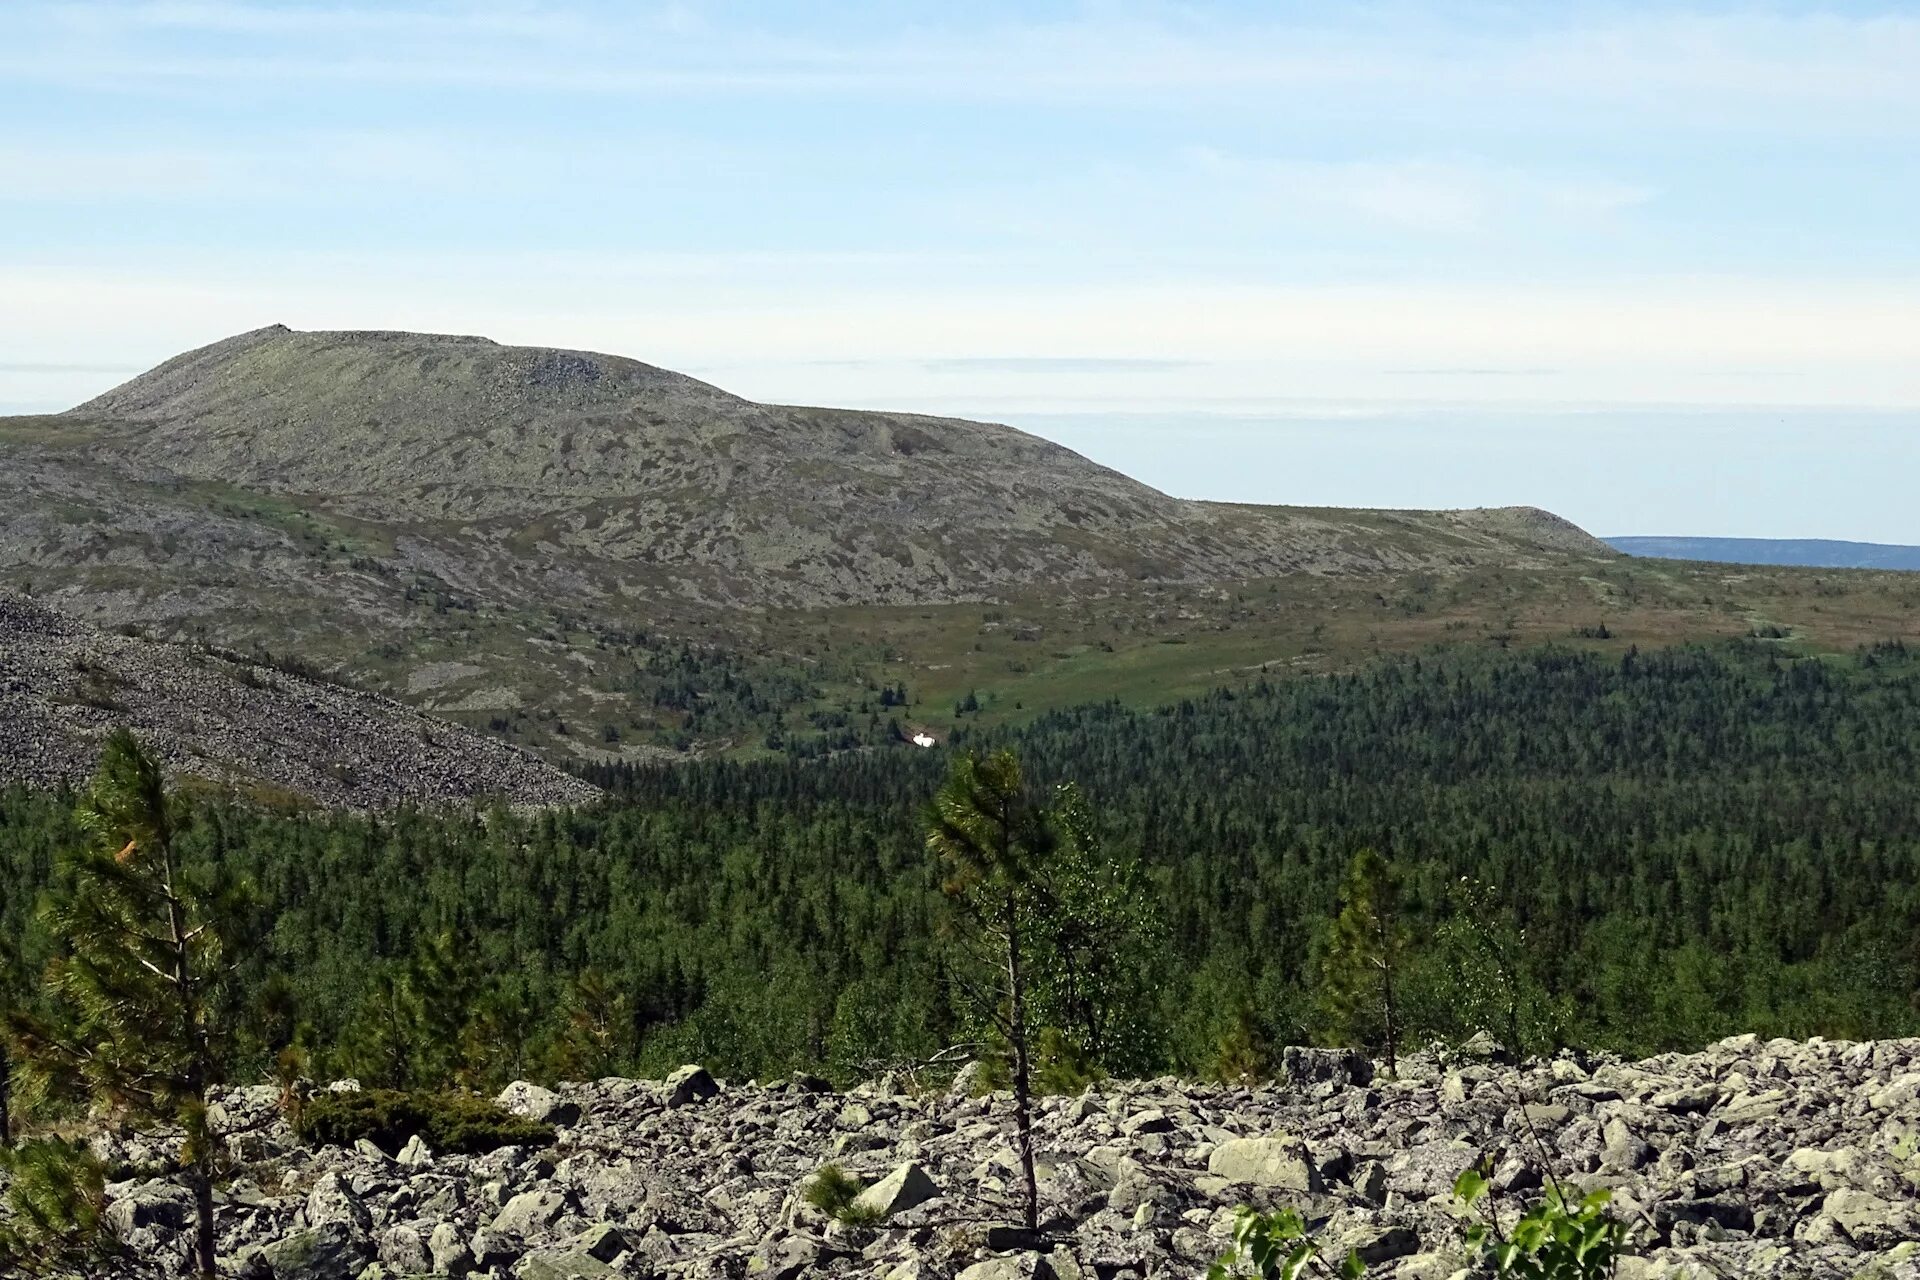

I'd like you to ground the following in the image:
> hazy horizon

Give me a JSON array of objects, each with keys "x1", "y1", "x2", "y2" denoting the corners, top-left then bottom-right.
[
  {"x1": 4, "y1": 1, "x2": 1916, "y2": 542},
  {"x1": 9, "y1": 352, "x2": 1916, "y2": 546}
]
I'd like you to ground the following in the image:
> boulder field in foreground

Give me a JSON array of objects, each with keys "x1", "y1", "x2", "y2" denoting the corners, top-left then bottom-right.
[{"x1": 41, "y1": 1036, "x2": 1920, "y2": 1279}]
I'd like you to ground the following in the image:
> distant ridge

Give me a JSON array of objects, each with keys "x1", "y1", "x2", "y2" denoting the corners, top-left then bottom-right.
[
  {"x1": 1609, "y1": 536, "x2": 1920, "y2": 572},
  {"x1": 29, "y1": 325, "x2": 1614, "y2": 611},
  {"x1": 0, "y1": 324, "x2": 1616, "y2": 767}
]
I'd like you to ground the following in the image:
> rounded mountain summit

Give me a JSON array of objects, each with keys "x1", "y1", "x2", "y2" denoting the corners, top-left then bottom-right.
[{"x1": 60, "y1": 325, "x2": 1609, "y2": 608}]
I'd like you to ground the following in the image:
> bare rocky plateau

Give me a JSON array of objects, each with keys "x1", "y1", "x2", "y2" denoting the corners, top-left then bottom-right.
[
  {"x1": 41, "y1": 1034, "x2": 1920, "y2": 1279},
  {"x1": 0, "y1": 590, "x2": 596, "y2": 809}
]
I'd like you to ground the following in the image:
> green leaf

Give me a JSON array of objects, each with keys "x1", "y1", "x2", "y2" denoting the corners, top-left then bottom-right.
[
  {"x1": 1339, "y1": 1248, "x2": 1369, "y2": 1278},
  {"x1": 1453, "y1": 1168, "x2": 1490, "y2": 1205}
]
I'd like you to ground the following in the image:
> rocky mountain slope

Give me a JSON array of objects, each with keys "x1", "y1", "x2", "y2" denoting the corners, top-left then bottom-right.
[
  {"x1": 49, "y1": 325, "x2": 1609, "y2": 611},
  {"x1": 0, "y1": 326, "x2": 1618, "y2": 765},
  {"x1": 0, "y1": 591, "x2": 595, "y2": 808},
  {"x1": 48, "y1": 1035, "x2": 1920, "y2": 1279}
]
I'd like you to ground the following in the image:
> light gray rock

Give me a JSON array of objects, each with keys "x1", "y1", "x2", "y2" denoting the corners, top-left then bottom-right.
[
  {"x1": 1206, "y1": 1134, "x2": 1320, "y2": 1191},
  {"x1": 471, "y1": 1227, "x2": 521, "y2": 1270},
  {"x1": 1822, "y1": 1188, "x2": 1912, "y2": 1250},
  {"x1": 574, "y1": 1222, "x2": 628, "y2": 1262},
  {"x1": 514, "y1": 1250, "x2": 615, "y2": 1280},
  {"x1": 853, "y1": 1161, "x2": 942, "y2": 1216},
  {"x1": 947, "y1": 1061, "x2": 984, "y2": 1099},
  {"x1": 260, "y1": 1222, "x2": 366, "y2": 1280},
  {"x1": 305, "y1": 1172, "x2": 371, "y2": 1235},
  {"x1": 665, "y1": 1064, "x2": 720, "y2": 1107},
  {"x1": 429, "y1": 1220, "x2": 475, "y2": 1278},
  {"x1": 492, "y1": 1188, "x2": 569, "y2": 1239},
  {"x1": 957, "y1": 1255, "x2": 1056, "y2": 1280},
  {"x1": 747, "y1": 1234, "x2": 828, "y2": 1280},
  {"x1": 497, "y1": 1081, "x2": 582, "y2": 1127},
  {"x1": 375, "y1": 1224, "x2": 430, "y2": 1273},
  {"x1": 105, "y1": 1180, "x2": 194, "y2": 1237}
]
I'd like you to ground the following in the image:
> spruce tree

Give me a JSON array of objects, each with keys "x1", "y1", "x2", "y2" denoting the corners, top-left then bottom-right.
[
  {"x1": 926, "y1": 749, "x2": 1049, "y2": 1231},
  {"x1": 10, "y1": 732, "x2": 237, "y2": 1278},
  {"x1": 1319, "y1": 848, "x2": 1411, "y2": 1076},
  {"x1": 0, "y1": 1137, "x2": 114, "y2": 1275}
]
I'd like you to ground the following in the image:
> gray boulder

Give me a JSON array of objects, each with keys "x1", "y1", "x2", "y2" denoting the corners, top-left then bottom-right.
[
  {"x1": 665, "y1": 1064, "x2": 720, "y2": 1107},
  {"x1": 375, "y1": 1224, "x2": 430, "y2": 1273},
  {"x1": 105, "y1": 1179, "x2": 195, "y2": 1237},
  {"x1": 853, "y1": 1161, "x2": 942, "y2": 1216},
  {"x1": 1822, "y1": 1188, "x2": 1913, "y2": 1250},
  {"x1": 429, "y1": 1220, "x2": 475, "y2": 1278},
  {"x1": 574, "y1": 1222, "x2": 628, "y2": 1262},
  {"x1": 515, "y1": 1250, "x2": 615, "y2": 1280},
  {"x1": 1282, "y1": 1046, "x2": 1375, "y2": 1087},
  {"x1": 1206, "y1": 1134, "x2": 1321, "y2": 1191},
  {"x1": 304, "y1": 1172, "x2": 370, "y2": 1235},
  {"x1": 259, "y1": 1222, "x2": 366, "y2": 1280},
  {"x1": 957, "y1": 1255, "x2": 1056, "y2": 1280},
  {"x1": 492, "y1": 1188, "x2": 569, "y2": 1239},
  {"x1": 497, "y1": 1081, "x2": 582, "y2": 1127}
]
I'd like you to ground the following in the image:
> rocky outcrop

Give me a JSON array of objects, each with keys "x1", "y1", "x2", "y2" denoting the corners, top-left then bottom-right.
[
  {"x1": 21, "y1": 1035, "x2": 1920, "y2": 1279},
  {"x1": 0, "y1": 591, "x2": 597, "y2": 808}
]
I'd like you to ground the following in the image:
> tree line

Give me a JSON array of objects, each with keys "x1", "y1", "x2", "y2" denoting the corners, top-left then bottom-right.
[{"x1": 3, "y1": 640, "x2": 1919, "y2": 1134}]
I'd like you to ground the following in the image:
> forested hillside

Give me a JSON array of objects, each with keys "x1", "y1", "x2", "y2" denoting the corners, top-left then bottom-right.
[{"x1": 4, "y1": 640, "x2": 1918, "y2": 1091}]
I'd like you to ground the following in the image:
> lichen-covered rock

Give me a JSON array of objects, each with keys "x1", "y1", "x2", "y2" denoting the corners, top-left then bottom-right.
[
  {"x1": 493, "y1": 1188, "x2": 569, "y2": 1238},
  {"x1": 497, "y1": 1081, "x2": 583, "y2": 1127},
  {"x1": 15, "y1": 1036, "x2": 1920, "y2": 1280},
  {"x1": 853, "y1": 1161, "x2": 941, "y2": 1216},
  {"x1": 665, "y1": 1063, "x2": 719, "y2": 1108},
  {"x1": 1207, "y1": 1133, "x2": 1320, "y2": 1190},
  {"x1": 259, "y1": 1221, "x2": 366, "y2": 1280}
]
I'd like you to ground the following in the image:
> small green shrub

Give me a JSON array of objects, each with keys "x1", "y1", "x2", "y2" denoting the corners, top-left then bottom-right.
[
  {"x1": 1034, "y1": 1027, "x2": 1104, "y2": 1096},
  {"x1": 1208, "y1": 1206, "x2": 1364, "y2": 1280},
  {"x1": 0, "y1": 1138, "x2": 117, "y2": 1276},
  {"x1": 803, "y1": 1163, "x2": 864, "y2": 1218},
  {"x1": 1211, "y1": 1170, "x2": 1634, "y2": 1280},
  {"x1": 1455, "y1": 1168, "x2": 1630, "y2": 1280},
  {"x1": 293, "y1": 1089, "x2": 553, "y2": 1156}
]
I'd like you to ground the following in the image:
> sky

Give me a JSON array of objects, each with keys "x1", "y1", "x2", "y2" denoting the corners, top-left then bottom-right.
[{"x1": 3, "y1": 1, "x2": 1918, "y2": 540}]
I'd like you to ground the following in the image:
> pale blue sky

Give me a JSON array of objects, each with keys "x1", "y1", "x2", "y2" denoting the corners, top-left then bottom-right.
[{"x1": 3, "y1": 2, "x2": 1918, "y2": 539}]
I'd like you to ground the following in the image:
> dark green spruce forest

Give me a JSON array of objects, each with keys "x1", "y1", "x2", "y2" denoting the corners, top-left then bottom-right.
[{"x1": 5, "y1": 639, "x2": 1920, "y2": 1093}]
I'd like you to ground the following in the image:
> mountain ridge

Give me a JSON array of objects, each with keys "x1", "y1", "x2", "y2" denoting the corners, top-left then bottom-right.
[
  {"x1": 60, "y1": 326, "x2": 1611, "y2": 599},
  {"x1": 0, "y1": 324, "x2": 1628, "y2": 766}
]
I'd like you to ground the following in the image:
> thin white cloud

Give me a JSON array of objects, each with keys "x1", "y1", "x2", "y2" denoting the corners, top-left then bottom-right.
[
  {"x1": 39, "y1": 1, "x2": 606, "y2": 39},
  {"x1": 0, "y1": 144, "x2": 233, "y2": 199},
  {"x1": 1186, "y1": 151, "x2": 1653, "y2": 235},
  {"x1": 0, "y1": 127, "x2": 752, "y2": 203},
  {"x1": 6, "y1": 3, "x2": 1919, "y2": 124},
  {"x1": 4, "y1": 260, "x2": 1917, "y2": 413}
]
